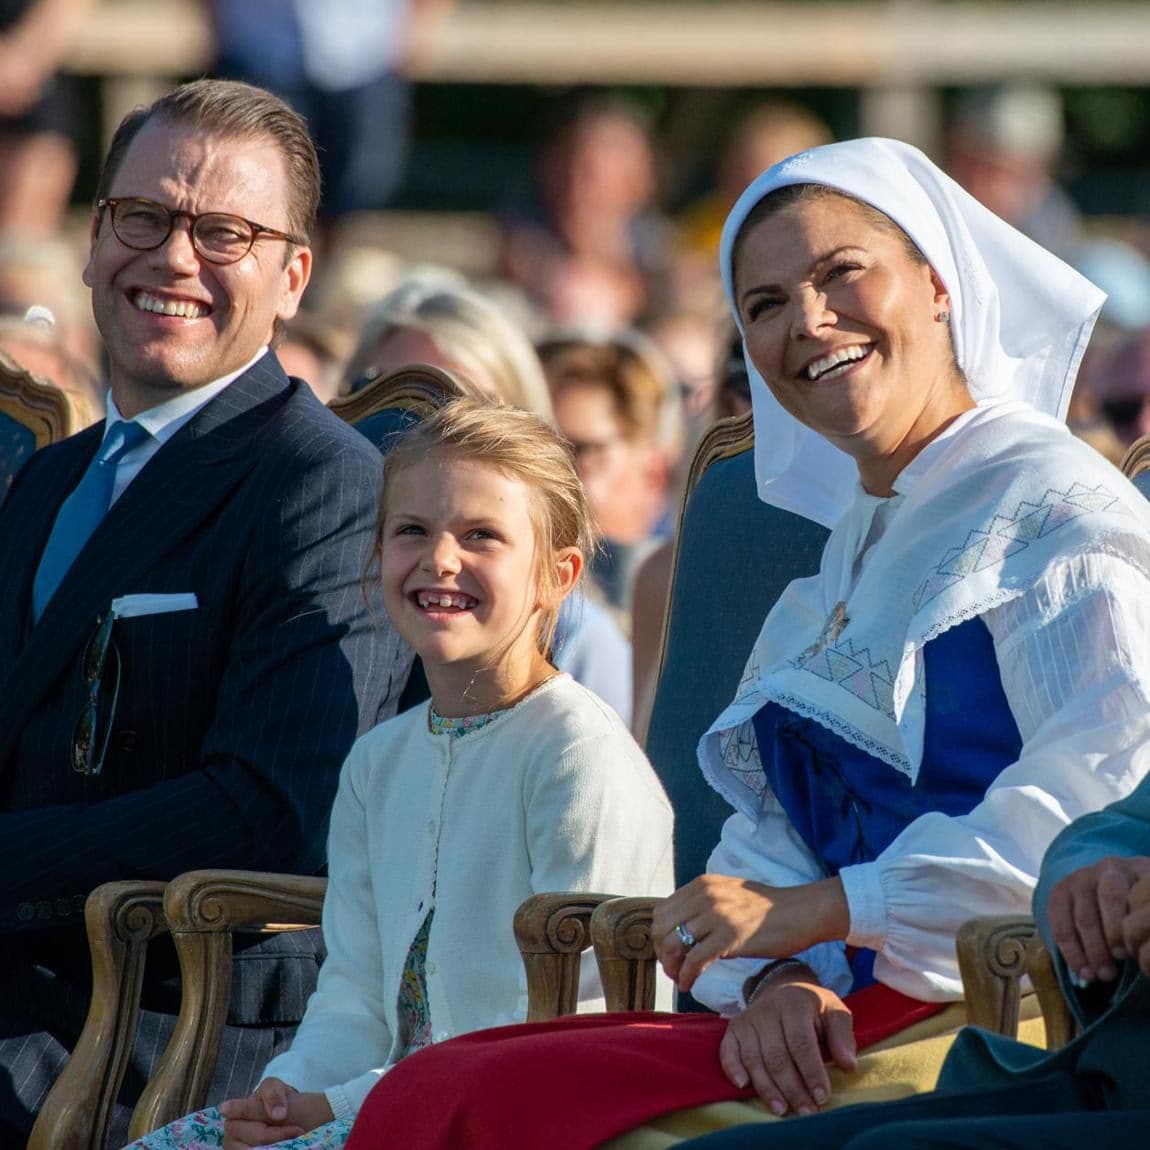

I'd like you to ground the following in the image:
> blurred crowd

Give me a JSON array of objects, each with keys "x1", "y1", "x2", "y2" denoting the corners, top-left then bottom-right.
[{"x1": 3, "y1": 1, "x2": 1150, "y2": 736}]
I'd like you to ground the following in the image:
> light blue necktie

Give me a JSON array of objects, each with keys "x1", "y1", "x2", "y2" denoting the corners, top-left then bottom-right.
[{"x1": 32, "y1": 421, "x2": 151, "y2": 620}]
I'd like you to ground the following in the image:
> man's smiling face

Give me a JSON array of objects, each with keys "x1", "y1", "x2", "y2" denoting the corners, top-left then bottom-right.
[{"x1": 84, "y1": 117, "x2": 311, "y2": 417}]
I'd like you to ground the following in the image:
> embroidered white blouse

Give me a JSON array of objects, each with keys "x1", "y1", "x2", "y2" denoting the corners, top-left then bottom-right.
[{"x1": 693, "y1": 406, "x2": 1150, "y2": 1012}]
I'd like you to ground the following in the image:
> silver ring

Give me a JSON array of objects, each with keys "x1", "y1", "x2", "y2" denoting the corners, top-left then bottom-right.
[{"x1": 674, "y1": 922, "x2": 697, "y2": 949}]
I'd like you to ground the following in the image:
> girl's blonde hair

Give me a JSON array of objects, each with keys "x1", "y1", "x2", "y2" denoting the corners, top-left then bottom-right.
[{"x1": 377, "y1": 398, "x2": 596, "y2": 658}]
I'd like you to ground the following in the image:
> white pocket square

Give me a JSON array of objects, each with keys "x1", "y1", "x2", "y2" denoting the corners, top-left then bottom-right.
[{"x1": 109, "y1": 593, "x2": 198, "y2": 620}]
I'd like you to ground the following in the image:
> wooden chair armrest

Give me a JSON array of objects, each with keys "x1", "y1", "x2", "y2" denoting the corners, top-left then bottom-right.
[
  {"x1": 956, "y1": 914, "x2": 1039, "y2": 1038},
  {"x1": 29, "y1": 881, "x2": 168, "y2": 1150},
  {"x1": 129, "y1": 870, "x2": 326, "y2": 1139},
  {"x1": 590, "y1": 896, "x2": 659, "y2": 1012},
  {"x1": 514, "y1": 892, "x2": 617, "y2": 1022},
  {"x1": 1025, "y1": 932, "x2": 1077, "y2": 1050}
]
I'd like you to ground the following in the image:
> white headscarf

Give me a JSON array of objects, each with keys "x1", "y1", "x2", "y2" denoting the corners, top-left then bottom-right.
[{"x1": 718, "y1": 137, "x2": 1106, "y2": 528}]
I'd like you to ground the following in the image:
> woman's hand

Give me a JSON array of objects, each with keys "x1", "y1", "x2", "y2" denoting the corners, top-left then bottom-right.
[
  {"x1": 720, "y1": 966, "x2": 857, "y2": 1116},
  {"x1": 651, "y1": 874, "x2": 850, "y2": 991},
  {"x1": 1045, "y1": 855, "x2": 1150, "y2": 984},
  {"x1": 219, "y1": 1077, "x2": 333, "y2": 1148}
]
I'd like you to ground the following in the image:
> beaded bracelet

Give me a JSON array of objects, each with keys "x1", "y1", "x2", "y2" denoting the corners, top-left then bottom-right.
[{"x1": 743, "y1": 958, "x2": 810, "y2": 1007}]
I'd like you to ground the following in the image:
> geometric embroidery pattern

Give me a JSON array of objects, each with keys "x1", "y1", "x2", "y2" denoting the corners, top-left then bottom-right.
[
  {"x1": 719, "y1": 720, "x2": 767, "y2": 795},
  {"x1": 791, "y1": 637, "x2": 897, "y2": 720},
  {"x1": 913, "y1": 483, "x2": 1124, "y2": 612}
]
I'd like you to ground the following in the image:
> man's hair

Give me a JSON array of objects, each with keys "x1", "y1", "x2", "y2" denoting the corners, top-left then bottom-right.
[{"x1": 94, "y1": 79, "x2": 321, "y2": 242}]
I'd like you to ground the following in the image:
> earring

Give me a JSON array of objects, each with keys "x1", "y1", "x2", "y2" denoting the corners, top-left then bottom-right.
[{"x1": 935, "y1": 311, "x2": 951, "y2": 324}]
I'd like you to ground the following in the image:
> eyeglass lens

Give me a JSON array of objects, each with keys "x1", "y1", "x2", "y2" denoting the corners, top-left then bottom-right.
[{"x1": 111, "y1": 200, "x2": 256, "y2": 263}]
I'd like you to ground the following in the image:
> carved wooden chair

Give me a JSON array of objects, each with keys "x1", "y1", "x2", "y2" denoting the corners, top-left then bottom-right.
[
  {"x1": 30, "y1": 872, "x2": 325, "y2": 1149},
  {"x1": 0, "y1": 346, "x2": 82, "y2": 497},
  {"x1": 328, "y1": 360, "x2": 470, "y2": 453},
  {"x1": 33, "y1": 877, "x2": 629, "y2": 1147},
  {"x1": 1121, "y1": 432, "x2": 1150, "y2": 499}
]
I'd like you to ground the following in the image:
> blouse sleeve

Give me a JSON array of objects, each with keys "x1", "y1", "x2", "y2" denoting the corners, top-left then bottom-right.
[
  {"x1": 838, "y1": 549, "x2": 1150, "y2": 1000},
  {"x1": 691, "y1": 798, "x2": 855, "y2": 1016}
]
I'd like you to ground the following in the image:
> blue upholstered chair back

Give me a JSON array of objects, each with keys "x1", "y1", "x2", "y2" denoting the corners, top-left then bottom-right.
[
  {"x1": 0, "y1": 350, "x2": 77, "y2": 501},
  {"x1": 645, "y1": 414, "x2": 829, "y2": 890},
  {"x1": 329, "y1": 362, "x2": 469, "y2": 454}
]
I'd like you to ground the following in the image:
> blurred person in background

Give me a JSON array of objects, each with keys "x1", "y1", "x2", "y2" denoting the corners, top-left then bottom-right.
[
  {"x1": 344, "y1": 272, "x2": 554, "y2": 418},
  {"x1": 0, "y1": 309, "x2": 99, "y2": 425},
  {"x1": 502, "y1": 94, "x2": 672, "y2": 327},
  {"x1": 946, "y1": 84, "x2": 1082, "y2": 260},
  {"x1": 673, "y1": 102, "x2": 833, "y2": 313},
  {"x1": 0, "y1": 0, "x2": 92, "y2": 237},
  {"x1": 1087, "y1": 325, "x2": 1150, "y2": 452},
  {"x1": 630, "y1": 320, "x2": 753, "y2": 742},
  {"x1": 1068, "y1": 237, "x2": 1150, "y2": 463},
  {"x1": 345, "y1": 273, "x2": 635, "y2": 722},
  {"x1": 276, "y1": 311, "x2": 353, "y2": 406},
  {"x1": 0, "y1": 234, "x2": 103, "y2": 417},
  {"x1": 541, "y1": 329, "x2": 683, "y2": 618},
  {"x1": 645, "y1": 307, "x2": 721, "y2": 428},
  {"x1": 678, "y1": 100, "x2": 834, "y2": 260},
  {"x1": 205, "y1": 0, "x2": 453, "y2": 231}
]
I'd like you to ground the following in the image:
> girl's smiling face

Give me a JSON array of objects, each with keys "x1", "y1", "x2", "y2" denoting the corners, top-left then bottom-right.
[
  {"x1": 733, "y1": 192, "x2": 971, "y2": 494},
  {"x1": 380, "y1": 451, "x2": 570, "y2": 715}
]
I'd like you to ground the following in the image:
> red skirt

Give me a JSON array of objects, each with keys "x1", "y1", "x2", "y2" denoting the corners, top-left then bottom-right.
[{"x1": 344, "y1": 983, "x2": 945, "y2": 1150}]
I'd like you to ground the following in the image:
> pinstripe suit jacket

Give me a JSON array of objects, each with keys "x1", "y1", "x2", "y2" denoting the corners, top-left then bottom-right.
[{"x1": 0, "y1": 355, "x2": 413, "y2": 1136}]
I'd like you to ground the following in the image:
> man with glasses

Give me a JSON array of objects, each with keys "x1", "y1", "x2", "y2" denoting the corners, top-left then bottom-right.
[{"x1": 0, "y1": 79, "x2": 410, "y2": 1145}]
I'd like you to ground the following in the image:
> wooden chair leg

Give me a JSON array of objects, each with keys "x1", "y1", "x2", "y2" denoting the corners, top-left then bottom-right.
[
  {"x1": 955, "y1": 914, "x2": 1038, "y2": 1038},
  {"x1": 128, "y1": 869, "x2": 326, "y2": 1138},
  {"x1": 590, "y1": 896, "x2": 660, "y2": 1012},
  {"x1": 1025, "y1": 933, "x2": 1077, "y2": 1050},
  {"x1": 514, "y1": 892, "x2": 615, "y2": 1021},
  {"x1": 28, "y1": 880, "x2": 168, "y2": 1150}
]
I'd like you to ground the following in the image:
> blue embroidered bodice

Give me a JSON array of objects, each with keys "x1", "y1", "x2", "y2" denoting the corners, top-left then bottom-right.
[{"x1": 752, "y1": 615, "x2": 1022, "y2": 988}]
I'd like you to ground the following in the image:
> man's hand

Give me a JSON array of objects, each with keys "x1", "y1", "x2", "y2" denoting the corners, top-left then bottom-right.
[
  {"x1": 1045, "y1": 855, "x2": 1150, "y2": 983},
  {"x1": 1122, "y1": 872, "x2": 1150, "y2": 977},
  {"x1": 219, "y1": 1077, "x2": 334, "y2": 1149},
  {"x1": 651, "y1": 874, "x2": 849, "y2": 992},
  {"x1": 719, "y1": 968, "x2": 857, "y2": 1116}
]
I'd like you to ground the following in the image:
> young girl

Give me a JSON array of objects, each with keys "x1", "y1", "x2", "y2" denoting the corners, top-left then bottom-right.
[{"x1": 125, "y1": 398, "x2": 675, "y2": 1150}]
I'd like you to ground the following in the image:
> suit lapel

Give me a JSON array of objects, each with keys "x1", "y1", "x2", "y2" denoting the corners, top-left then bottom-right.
[
  {"x1": 0, "y1": 426, "x2": 100, "y2": 668},
  {"x1": 0, "y1": 358, "x2": 293, "y2": 770}
]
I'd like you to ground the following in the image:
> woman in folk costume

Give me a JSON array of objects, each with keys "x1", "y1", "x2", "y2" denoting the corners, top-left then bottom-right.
[{"x1": 342, "y1": 138, "x2": 1150, "y2": 1150}]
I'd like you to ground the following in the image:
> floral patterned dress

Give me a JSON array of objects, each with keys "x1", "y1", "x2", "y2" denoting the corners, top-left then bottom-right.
[{"x1": 124, "y1": 707, "x2": 498, "y2": 1150}]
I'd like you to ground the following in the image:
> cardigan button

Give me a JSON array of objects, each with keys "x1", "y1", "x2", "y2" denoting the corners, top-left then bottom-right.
[{"x1": 426, "y1": 961, "x2": 437, "y2": 975}]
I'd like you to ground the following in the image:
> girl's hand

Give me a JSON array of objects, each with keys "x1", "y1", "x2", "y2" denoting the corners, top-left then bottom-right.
[
  {"x1": 651, "y1": 874, "x2": 850, "y2": 991},
  {"x1": 219, "y1": 1077, "x2": 317, "y2": 1148},
  {"x1": 719, "y1": 967, "x2": 857, "y2": 1116}
]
